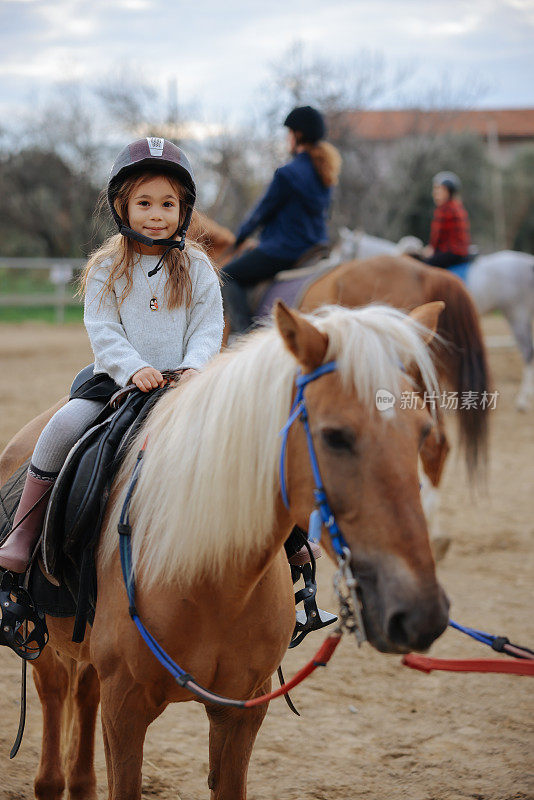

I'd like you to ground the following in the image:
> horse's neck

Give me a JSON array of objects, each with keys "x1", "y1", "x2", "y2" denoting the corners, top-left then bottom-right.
[
  {"x1": 222, "y1": 505, "x2": 294, "y2": 600},
  {"x1": 160, "y1": 509, "x2": 294, "y2": 619}
]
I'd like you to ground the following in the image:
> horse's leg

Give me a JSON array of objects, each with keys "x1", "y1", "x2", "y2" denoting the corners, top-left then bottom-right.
[
  {"x1": 101, "y1": 722, "x2": 114, "y2": 799},
  {"x1": 506, "y1": 308, "x2": 534, "y2": 412},
  {"x1": 65, "y1": 662, "x2": 100, "y2": 800},
  {"x1": 32, "y1": 647, "x2": 70, "y2": 800},
  {"x1": 99, "y1": 671, "x2": 161, "y2": 800},
  {"x1": 419, "y1": 413, "x2": 451, "y2": 561},
  {"x1": 0, "y1": 397, "x2": 67, "y2": 484},
  {"x1": 518, "y1": 359, "x2": 534, "y2": 412},
  {"x1": 205, "y1": 684, "x2": 270, "y2": 800}
]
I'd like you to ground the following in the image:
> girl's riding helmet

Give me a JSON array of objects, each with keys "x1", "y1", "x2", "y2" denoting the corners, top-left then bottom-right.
[
  {"x1": 433, "y1": 171, "x2": 461, "y2": 195},
  {"x1": 283, "y1": 106, "x2": 326, "y2": 144},
  {"x1": 107, "y1": 137, "x2": 196, "y2": 251}
]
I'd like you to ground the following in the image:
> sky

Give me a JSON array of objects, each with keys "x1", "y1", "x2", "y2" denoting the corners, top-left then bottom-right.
[{"x1": 1, "y1": 0, "x2": 534, "y2": 132}]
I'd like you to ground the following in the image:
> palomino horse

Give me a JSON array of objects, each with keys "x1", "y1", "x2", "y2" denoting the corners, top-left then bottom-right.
[
  {"x1": 1, "y1": 302, "x2": 449, "y2": 799},
  {"x1": 340, "y1": 228, "x2": 534, "y2": 412}
]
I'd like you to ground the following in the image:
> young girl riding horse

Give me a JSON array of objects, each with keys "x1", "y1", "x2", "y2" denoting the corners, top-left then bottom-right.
[{"x1": 0, "y1": 137, "x2": 224, "y2": 573}]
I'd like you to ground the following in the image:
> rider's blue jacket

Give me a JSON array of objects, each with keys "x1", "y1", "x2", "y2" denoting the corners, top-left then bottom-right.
[{"x1": 235, "y1": 152, "x2": 332, "y2": 261}]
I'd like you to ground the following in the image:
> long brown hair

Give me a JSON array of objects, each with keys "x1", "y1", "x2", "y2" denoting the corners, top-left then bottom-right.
[
  {"x1": 294, "y1": 133, "x2": 342, "y2": 188},
  {"x1": 81, "y1": 171, "x2": 209, "y2": 309}
]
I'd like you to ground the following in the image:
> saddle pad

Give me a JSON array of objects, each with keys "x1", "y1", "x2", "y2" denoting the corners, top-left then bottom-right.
[
  {"x1": 448, "y1": 262, "x2": 470, "y2": 284},
  {"x1": 253, "y1": 256, "x2": 340, "y2": 321},
  {"x1": 0, "y1": 460, "x2": 29, "y2": 547}
]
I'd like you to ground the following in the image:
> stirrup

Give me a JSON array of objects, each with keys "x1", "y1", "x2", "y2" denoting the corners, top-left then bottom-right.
[
  {"x1": 294, "y1": 607, "x2": 338, "y2": 638},
  {"x1": 0, "y1": 570, "x2": 48, "y2": 660},
  {"x1": 289, "y1": 560, "x2": 337, "y2": 649}
]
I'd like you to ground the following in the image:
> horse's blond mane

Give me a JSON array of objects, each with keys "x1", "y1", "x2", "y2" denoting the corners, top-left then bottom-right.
[{"x1": 100, "y1": 305, "x2": 438, "y2": 589}]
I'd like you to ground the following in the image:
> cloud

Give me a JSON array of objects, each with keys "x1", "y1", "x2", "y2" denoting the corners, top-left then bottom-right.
[
  {"x1": 399, "y1": 14, "x2": 480, "y2": 38},
  {"x1": 115, "y1": 0, "x2": 152, "y2": 8},
  {"x1": 37, "y1": 1, "x2": 100, "y2": 41},
  {"x1": 0, "y1": 0, "x2": 532, "y2": 122}
]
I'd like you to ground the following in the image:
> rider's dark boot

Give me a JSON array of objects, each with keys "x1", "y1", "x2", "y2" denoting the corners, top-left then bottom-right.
[
  {"x1": 284, "y1": 524, "x2": 322, "y2": 564},
  {"x1": 0, "y1": 470, "x2": 56, "y2": 574}
]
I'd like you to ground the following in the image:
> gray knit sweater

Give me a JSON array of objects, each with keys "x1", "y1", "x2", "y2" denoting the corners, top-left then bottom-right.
[{"x1": 84, "y1": 250, "x2": 223, "y2": 387}]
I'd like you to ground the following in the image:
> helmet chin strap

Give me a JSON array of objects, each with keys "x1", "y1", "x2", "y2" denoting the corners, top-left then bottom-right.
[{"x1": 119, "y1": 224, "x2": 186, "y2": 277}]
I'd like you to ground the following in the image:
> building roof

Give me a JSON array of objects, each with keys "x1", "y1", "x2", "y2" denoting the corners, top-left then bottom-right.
[{"x1": 341, "y1": 108, "x2": 534, "y2": 143}]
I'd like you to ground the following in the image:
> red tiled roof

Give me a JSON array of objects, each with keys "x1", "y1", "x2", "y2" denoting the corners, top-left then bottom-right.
[{"x1": 340, "y1": 108, "x2": 534, "y2": 142}]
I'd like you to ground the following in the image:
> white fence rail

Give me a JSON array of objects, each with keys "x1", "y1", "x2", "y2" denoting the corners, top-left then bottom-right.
[{"x1": 0, "y1": 257, "x2": 85, "y2": 323}]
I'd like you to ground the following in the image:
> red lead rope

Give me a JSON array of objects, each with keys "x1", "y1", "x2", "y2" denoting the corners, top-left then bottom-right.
[
  {"x1": 243, "y1": 634, "x2": 343, "y2": 707},
  {"x1": 403, "y1": 653, "x2": 534, "y2": 676}
]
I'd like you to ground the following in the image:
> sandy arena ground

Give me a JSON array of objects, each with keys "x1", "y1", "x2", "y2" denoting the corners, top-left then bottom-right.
[{"x1": 0, "y1": 315, "x2": 532, "y2": 800}]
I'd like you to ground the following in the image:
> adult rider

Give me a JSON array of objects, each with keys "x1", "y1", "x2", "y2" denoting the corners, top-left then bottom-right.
[{"x1": 221, "y1": 105, "x2": 341, "y2": 332}]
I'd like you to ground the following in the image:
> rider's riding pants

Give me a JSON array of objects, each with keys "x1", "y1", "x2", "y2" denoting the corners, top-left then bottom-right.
[{"x1": 221, "y1": 248, "x2": 295, "y2": 333}]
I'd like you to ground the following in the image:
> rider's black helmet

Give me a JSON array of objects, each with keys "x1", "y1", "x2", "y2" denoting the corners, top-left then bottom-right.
[
  {"x1": 433, "y1": 171, "x2": 461, "y2": 196},
  {"x1": 284, "y1": 106, "x2": 326, "y2": 144},
  {"x1": 108, "y1": 137, "x2": 196, "y2": 250}
]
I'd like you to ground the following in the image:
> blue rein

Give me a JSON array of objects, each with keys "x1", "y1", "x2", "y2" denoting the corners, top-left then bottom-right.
[{"x1": 279, "y1": 361, "x2": 349, "y2": 558}]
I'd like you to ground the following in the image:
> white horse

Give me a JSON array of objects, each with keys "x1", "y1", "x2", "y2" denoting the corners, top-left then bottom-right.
[{"x1": 338, "y1": 228, "x2": 534, "y2": 412}]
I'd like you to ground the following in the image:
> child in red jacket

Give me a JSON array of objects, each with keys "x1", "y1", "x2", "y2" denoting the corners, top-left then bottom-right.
[{"x1": 420, "y1": 171, "x2": 471, "y2": 269}]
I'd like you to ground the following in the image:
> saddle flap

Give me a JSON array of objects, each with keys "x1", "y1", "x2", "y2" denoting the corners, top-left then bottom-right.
[{"x1": 42, "y1": 388, "x2": 164, "y2": 580}]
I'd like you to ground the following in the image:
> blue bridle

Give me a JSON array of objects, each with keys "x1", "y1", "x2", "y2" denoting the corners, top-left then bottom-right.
[{"x1": 279, "y1": 361, "x2": 349, "y2": 559}]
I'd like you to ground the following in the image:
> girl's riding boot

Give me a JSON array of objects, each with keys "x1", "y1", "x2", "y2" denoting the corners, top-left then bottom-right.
[
  {"x1": 288, "y1": 540, "x2": 321, "y2": 566},
  {"x1": 0, "y1": 470, "x2": 56, "y2": 573},
  {"x1": 284, "y1": 525, "x2": 322, "y2": 566}
]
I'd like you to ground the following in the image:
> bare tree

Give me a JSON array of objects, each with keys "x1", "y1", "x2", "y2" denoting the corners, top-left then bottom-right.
[{"x1": 503, "y1": 144, "x2": 534, "y2": 252}]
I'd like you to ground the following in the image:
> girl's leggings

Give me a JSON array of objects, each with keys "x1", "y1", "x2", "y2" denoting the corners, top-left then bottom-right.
[{"x1": 29, "y1": 398, "x2": 105, "y2": 480}]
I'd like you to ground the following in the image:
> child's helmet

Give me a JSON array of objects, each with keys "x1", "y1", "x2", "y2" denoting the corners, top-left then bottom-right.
[
  {"x1": 432, "y1": 171, "x2": 461, "y2": 195},
  {"x1": 283, "y1": 106, "x2": 326, "y2": 143},
  {"x1": 108, "y1": 137, "x2": 196, "y2": 250}
]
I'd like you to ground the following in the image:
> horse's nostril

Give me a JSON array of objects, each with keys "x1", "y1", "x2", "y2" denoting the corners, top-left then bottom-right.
[
  {"x1": 387, "y1": 611, "x2": 408, "y2": 647},
  {"x1": 386, "y1": 601, "x2": 449, "y2": 651}
]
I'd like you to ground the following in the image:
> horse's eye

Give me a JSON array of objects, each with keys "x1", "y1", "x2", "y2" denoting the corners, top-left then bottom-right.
[
  {"x1": 321, "y1": 427, "x2": 356, "y2": 454},
  {"x1": 419, "y1": 423, "x2": 432, "y2": 448}
]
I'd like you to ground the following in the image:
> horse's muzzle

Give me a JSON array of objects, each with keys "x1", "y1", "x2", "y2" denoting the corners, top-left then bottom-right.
[{"x1": 354, "y1": 555, "x2": 450, "y2": 654}]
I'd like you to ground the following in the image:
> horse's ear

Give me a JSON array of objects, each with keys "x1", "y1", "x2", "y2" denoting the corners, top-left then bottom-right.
[
  {"x1": 409, "y1": 301, "x2": 445, "y2": 345},
  {"x1": 275, "y1": 301, "x2": 329, "y2": 370}
]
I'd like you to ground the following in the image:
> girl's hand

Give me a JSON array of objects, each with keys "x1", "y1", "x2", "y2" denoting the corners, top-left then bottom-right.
[{"x1": 131, "y1": 366, "x2": 164, "y2": 392}]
